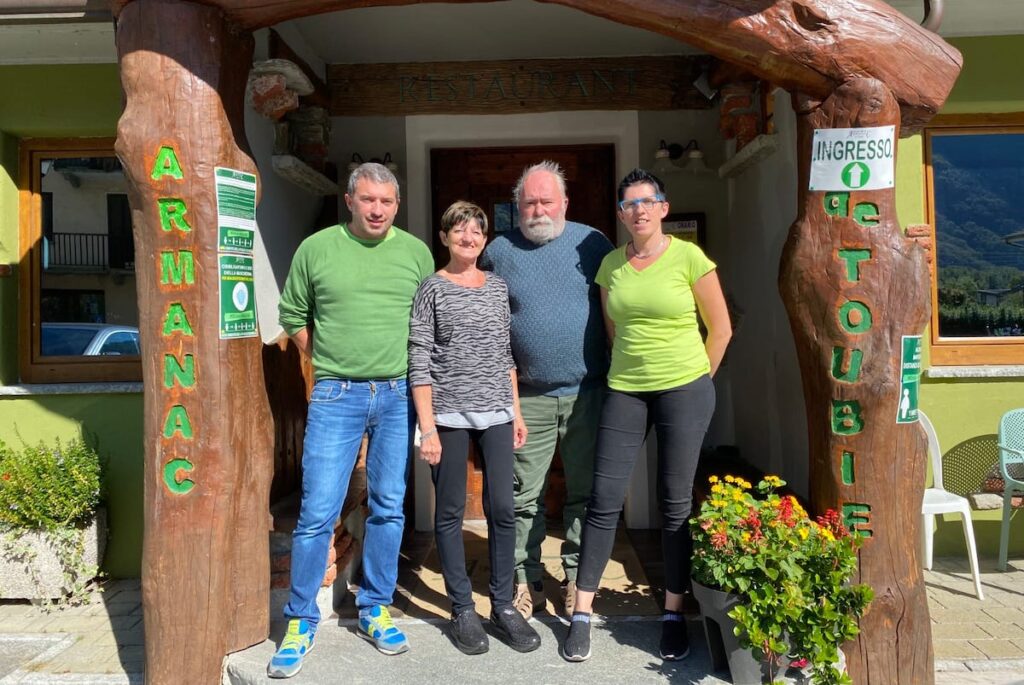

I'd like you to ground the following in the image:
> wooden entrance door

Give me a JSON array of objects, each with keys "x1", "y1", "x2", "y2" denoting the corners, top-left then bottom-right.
[{"x1": 430, "y1": 144, "x2": 616, "y2": 519}]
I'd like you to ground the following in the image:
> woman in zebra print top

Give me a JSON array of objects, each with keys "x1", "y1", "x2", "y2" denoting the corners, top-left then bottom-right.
[{"x1": 409, "y1": 201, "x2": 540, "y2": 656}]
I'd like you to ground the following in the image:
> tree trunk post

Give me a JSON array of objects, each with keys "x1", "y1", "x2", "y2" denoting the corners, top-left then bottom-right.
[
  {"x1": 779, "y1": 78, "x2": 933, "y2": 684},
  {"x1": 115, "y1": 1, "x2": 273, "y2": 683}
]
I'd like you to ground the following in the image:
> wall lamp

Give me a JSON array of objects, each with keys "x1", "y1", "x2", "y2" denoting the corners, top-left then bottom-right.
[
  {"x1": 652, "y1": 139, "x2": 713, "y2": 176},
  {"x1": 347, "y1": 152, "x2": 399, "y2": 176}
]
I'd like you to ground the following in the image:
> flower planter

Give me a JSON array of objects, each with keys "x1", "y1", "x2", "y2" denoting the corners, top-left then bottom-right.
[
  {"x1": 0, "y1": 509, "x2": 106, "y2": 600},
  {"x1": 691, "y1": 578, "x2": 765, "y2": 685}
]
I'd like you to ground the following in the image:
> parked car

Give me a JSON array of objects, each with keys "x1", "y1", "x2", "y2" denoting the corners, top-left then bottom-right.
[{"x1": 40, "y1": 323, "x2": 140, "y2": 356}]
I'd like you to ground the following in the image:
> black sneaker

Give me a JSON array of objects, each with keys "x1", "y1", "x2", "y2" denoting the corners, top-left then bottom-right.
[
  {"x1": 659, "y1": 613, "x2": 690, "y2": 660},
  {"x1": 489, "y1": 607, "x2": 541, "y2": 653},
  {"x1": 561, "y1": 615, "x2": 592, "y2": 662},
  {"x1": 449, "y1": 609, "x2": 488, "y2": 655}
]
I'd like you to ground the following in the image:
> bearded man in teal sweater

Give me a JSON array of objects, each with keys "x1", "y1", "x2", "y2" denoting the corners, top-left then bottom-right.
[{"x1": 479, "y1": 161, "x2": 613, "y2": 619}]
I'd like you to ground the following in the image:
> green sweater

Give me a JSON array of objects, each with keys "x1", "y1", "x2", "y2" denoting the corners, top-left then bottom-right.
[{"x1": 278, "y1": 224, "x2": 433, "y2": 380}]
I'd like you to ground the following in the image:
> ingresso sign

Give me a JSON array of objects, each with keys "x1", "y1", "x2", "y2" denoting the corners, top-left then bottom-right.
[{"x1": 809, "y1": 126, "x2": 896, "y2": 192}]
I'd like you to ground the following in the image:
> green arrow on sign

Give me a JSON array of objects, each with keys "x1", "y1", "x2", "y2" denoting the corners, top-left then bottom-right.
[{"x1": 841, "y1": 161, "x2": 870, "y2": 189}]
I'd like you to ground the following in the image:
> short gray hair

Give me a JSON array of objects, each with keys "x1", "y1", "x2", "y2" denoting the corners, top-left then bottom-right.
[
  {"x1": 347, "y1": 162, "x2": 400, "y2": 201},
  {"x1": 512, "y1": 160, "x2": 566, "y2": 203}
]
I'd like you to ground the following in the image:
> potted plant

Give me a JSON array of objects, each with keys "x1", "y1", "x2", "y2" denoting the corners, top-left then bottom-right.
[
  {"x1": 690, "y1": 475, "x2": 873, "y2": 685},
  {"x1": 0, "y1": 437, "x2": 105, "y2": 605}
]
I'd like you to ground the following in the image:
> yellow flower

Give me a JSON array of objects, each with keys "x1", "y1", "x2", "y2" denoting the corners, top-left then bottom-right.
[
  {"x1": 708, "y1": 475, "x2": 719, "y2": 484},
  {"x1": 741, "y1": 532, "x2": 752, "y2": 543},
  {"x1": 725, "y1": 475, "x2": 736, "y2": 483},
  {"x1": 710, "y1": 498, "x2": 727, "y2": 508},
  {"x1": 790, "y1": 496, "x2": 807, "y2": 518},
  {"x1": 739, "y1": 479, "x2": 752, "y2": 490},
  {"x1": 764, "y1": 475, "x2": 783, "y2": 487},
  {"x1": 731, "y1": 490, "x2": 744, "y2": 502},
  {"x1": 797, "y1": 527, "x2": 810, "y2": 540},
  {"x1": 711, "y1": 483, "x2": 725, "y2": 495}
]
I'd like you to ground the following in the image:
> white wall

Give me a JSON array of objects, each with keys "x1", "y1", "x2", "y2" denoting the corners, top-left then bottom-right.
[
  {"x1": 248, "y1": 110, "x2": 325, "y2": 344},
  {"x1": 249, "y1": 29, "x2": 330, "y2": 344},
  {"x1": 721, "y1": 90, "x2": 808, "y2": 497}
]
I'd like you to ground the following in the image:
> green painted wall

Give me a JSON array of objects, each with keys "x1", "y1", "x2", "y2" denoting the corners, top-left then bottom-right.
[
  {"x1": 942, "y1": 35, "x2": 1024, "y2": 114},
  {"x1": 899, "y1": 35, "x2": 1024, "y2": 557},
  {"x1": 0, "y1": 65, "x2": 121, "y2": 138},
  {"x1": 0, "y1": 395, "x2": 143, "y2": 577},
  {"x1": 1, "y1": 64, "x2": 142, "y2": 577}
]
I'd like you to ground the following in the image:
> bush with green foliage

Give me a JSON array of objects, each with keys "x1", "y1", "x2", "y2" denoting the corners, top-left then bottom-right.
[
  {"x1": 0, "y1": 438, "x2": 102, "y2": 531},
  {"x1": 0, "y1": 437, "x2": 104, "y2": 606}
]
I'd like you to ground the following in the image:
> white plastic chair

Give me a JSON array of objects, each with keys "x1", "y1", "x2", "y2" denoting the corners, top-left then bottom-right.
[{"x1": 919, "y1": 410, "x2": 984, "y2": 600}]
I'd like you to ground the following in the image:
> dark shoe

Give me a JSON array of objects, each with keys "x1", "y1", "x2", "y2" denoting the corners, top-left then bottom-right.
[
  {"x1": 449, "y1": 609, "x2": 488, "y2": 655},
  {"x1": 490, "y1": 607, "x2": 541, "y2": 652},
  {"x1": 659, "y1": 613, "x2": 690, "y2": 661},
  {"x1": 561, "y1": 614, "x2": 592, "y2": 662}
]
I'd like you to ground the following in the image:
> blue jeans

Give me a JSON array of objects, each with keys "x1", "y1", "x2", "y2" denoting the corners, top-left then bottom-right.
[{"x1": 284, "y1": 378, "x2": 413, "y2": 629}]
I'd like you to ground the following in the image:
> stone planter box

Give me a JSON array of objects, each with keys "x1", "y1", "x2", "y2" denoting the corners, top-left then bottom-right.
[{"x1": 0, "y1": 509, "x2": 106, "y2": 600}]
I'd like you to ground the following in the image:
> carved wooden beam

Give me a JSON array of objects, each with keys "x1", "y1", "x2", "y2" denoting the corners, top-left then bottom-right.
[
  {"x1": 542, "y1": 0, "x2": 961, "y2": 134},
  {"x1": 778, "y1": 78, "x2": 933, "y2": 684},
  {"x1": 115, "y1": 1, "x2": 273, "y2": 683},
  {"x1": 110, "y1": 0, "x2": 961, "y2": 133}
]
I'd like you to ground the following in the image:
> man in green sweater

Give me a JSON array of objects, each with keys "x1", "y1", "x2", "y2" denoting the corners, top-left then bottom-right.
[{"x1": 268, "y1": 163, "x2": 433, "y2": 679}]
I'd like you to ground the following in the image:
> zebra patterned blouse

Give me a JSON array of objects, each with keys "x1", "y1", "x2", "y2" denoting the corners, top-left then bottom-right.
[{"x1": 408, "y1": 272, "x2": 515, "y2": 427}]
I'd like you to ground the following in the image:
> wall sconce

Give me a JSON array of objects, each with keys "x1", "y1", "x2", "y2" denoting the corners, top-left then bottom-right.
[
  {"x1": 347, "y1": 152, "x2": 400, "y2": 176},
  {"x1": 652, "y1": 139, "x2": 713, "y2": 176}
]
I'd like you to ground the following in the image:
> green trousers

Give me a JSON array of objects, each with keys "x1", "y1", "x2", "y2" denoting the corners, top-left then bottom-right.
[{"x1": 513, "y1": 384, "x2": 604, "y2": 584}]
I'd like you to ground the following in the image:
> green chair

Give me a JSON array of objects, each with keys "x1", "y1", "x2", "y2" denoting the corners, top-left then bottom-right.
[{"x1": 997, "y1": 408, "x2": 1024, "y2": 571}]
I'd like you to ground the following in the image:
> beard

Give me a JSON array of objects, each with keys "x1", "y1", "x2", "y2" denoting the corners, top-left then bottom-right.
[{"x1": 520, "y1": 215, "x2": 566, "y2": 245}]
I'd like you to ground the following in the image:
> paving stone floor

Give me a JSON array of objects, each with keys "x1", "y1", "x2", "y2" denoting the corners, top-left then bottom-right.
[{"x1": 0, "y1": 555, "x2": 1021, "y2": 683}]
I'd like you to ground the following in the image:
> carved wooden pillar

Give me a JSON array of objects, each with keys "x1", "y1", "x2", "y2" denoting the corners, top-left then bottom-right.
[
  {"x1": 115, "y1": 1, "x2": 273, "y2": 683},
  {"x1": 779, "y1": 78, "x2": 933, "y2": 684}
]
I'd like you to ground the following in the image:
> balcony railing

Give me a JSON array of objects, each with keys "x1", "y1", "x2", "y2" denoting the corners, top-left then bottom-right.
[{"x1": 44, "y1": 233, "x2": 134, "y2": 271}]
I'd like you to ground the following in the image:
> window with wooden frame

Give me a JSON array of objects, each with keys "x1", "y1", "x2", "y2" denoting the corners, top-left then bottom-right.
[
  {"x1": 923, "y1": 113, "x2": 1024, "y2": 366},
  {"x1": 18, "y1": 138, "x2": 141, "y2": 383}
]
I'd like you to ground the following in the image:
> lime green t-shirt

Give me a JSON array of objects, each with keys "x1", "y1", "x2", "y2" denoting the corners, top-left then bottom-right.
[
  {"x1": 278, "y1": 224, "x2": 434, "y2": 380},
  {"x1": 595, "y1": 237, "x2": 716, "y2": 392}
]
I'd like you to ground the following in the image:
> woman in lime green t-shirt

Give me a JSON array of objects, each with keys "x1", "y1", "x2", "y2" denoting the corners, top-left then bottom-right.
[{"x1": 563, "y1": 169, "x2": 732, "y2": 664}]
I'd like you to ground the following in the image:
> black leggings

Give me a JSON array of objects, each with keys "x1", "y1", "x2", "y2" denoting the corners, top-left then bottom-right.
[
  {"x1": 432, "y1": 422, "x2": 515, "y2": 615},
  {"x1": 576, "y1": 375, "x2": 715, "y2": 595}
]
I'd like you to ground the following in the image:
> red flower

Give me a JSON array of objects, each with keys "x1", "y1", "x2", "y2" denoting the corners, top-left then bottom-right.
[
  {"x1": 777, "y1": 495, "x2": 797, "y2": 527},
  {"x1": 1, "y1": 473, "x2": 10, "y2": 481},
  {"x1": 816, "y1": 509, "x2": 850, "y2": 538},
  {"x1": 711, "y1": 530, "x2": 729, "y2": 549}
]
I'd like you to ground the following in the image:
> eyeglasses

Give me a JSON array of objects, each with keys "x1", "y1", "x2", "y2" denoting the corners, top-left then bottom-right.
[{"x1": 617, "y1": 195, "x2": 665, "y2": 212}]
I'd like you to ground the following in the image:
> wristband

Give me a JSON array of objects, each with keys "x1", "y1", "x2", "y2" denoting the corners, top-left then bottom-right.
[{"x1": 420, "y1": 428, "x2": 438, "y2": 441}]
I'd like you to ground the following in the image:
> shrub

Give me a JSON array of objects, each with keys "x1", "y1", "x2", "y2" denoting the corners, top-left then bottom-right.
[{"x1": 0, "y1": 438, "x2": 102, "y2": 530}]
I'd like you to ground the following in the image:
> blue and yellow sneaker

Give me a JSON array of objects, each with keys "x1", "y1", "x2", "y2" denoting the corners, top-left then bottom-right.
[
  {"x1": 267, "y1": 619, "x2": 315, "y2": 678},
  {"x1": 358, "y1": 605, "x2": 410, "y2": 655}
]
